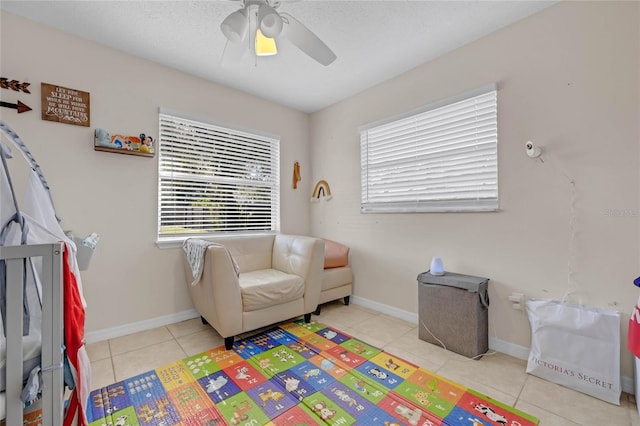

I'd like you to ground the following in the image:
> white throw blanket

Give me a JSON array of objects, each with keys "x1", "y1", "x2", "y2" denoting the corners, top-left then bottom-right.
[{"x1": 183, "y1": 239, "x2": 239, "y2": 285}]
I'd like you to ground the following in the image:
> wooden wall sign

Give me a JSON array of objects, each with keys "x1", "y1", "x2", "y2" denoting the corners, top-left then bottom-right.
[{"x1": 41, "y1": 82, "x2": 90, "y2": 127}]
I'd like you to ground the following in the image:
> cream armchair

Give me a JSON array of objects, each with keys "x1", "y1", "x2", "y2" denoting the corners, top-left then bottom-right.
[{"x1": 182, "y1": 234, "x2": 324, "y2": 349}]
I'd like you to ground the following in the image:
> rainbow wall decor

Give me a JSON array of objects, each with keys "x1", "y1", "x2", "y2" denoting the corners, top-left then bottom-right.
[{"x1": 311, "y1": 180, "x2": 332, "y2": 202}]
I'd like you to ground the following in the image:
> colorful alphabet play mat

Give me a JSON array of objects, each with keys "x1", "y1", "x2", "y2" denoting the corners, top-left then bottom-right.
[{"x1": 87, "y1": 319, "x2": 539, "y2": 425}]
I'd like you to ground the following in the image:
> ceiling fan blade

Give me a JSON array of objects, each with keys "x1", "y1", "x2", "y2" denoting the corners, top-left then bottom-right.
[{"x1": 279, "y1": 13, "x2": 336, "y2": 66}]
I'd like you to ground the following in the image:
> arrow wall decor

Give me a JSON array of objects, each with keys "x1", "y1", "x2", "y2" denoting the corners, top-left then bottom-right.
[
  {"x1": 0, "y1": 78, "x2": 31, "y2": 93},
  {"x1": 0, "y1": 100, "x2": 32, "y2": 113}
]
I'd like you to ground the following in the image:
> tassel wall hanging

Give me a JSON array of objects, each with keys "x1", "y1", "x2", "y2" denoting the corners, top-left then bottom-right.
[{"x1": 292, "y1": 161, "x2": 301, "y2": 189}]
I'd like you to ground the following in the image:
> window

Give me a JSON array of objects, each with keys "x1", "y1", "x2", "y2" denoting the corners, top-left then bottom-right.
[
  {"x1": 157, "y1": 111, "x2": 280, "y2": 241},
  {"x1": 360, "y1": 84, "x2": 498, "y2": 213}
]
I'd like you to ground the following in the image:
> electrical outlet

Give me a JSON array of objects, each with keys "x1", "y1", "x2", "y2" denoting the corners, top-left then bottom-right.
[{"x1": 508, "y1": 292, "x2": 525, "y2": 310}]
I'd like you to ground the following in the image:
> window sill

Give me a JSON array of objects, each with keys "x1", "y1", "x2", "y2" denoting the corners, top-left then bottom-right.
[
  {"x1": 361, "y1": 199, "x2": 499, "y2": 214},
  {"x1": 156, "y1": 238, "x2": 186, "y2": 249},
  {"x1": 156, "y1": 232, "x2": 279, "y2": 250}
]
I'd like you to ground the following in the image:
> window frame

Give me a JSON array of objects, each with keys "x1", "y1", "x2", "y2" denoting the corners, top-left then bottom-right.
[
  {"x1": 359, "y1": 84, "x2": 498, "y2": 214},
  {"x1": 156, "y1": 109, "x2": 280, "y2": 247}
]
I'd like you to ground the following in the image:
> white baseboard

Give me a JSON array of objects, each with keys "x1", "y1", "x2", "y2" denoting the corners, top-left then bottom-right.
[
  {"x1": 351, "y1": 295, "x2": 635, "y2": 395},
  {"x1": 351, "y1": 295, "x2": 419, "y2": 324},
  {"x1": 85, "y1": 309, "x2": 199, "y2": 344},
  {"x1": 488, "y1": 336, "x2": 531, "y2": 361},
  {"x1": 622, "y1": 375, "x2": 635, "y2": 396}
]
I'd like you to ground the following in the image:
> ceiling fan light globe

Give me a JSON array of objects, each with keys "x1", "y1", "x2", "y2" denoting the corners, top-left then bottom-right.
[
  {"x1": 255, "y1": 29, "x2": 277, "y2": 56},
  {"x1": 221, "y1": 8, "x2": 248, "y2": 43},
  {"x1": 257, "y1": 4, "x2": 283, "y2": 38}
]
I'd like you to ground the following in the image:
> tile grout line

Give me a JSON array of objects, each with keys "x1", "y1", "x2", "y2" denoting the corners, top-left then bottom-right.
[
  {"x1": 513, "y1": 373, "x2": 526, "y2": 408},
  {"x1": 107, "y1": 326, "x2": 177, "y2": 357}
]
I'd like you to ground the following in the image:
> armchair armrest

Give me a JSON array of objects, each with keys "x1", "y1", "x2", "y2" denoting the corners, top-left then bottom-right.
[
  {"x1": 183, "y1": 245, "x2": 243, "y2": 338},
  {"x1": 272, "y1": 235, "x2": 324, "y2": 314}
]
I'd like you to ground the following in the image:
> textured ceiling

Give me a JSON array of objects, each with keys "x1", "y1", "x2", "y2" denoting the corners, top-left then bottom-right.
[{"x1": 1, "y1": 0, "x2": 556, "y2": 113}]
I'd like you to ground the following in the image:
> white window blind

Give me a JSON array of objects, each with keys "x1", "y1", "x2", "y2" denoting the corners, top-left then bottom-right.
[
  {"x1": 360, "y1": 86, "x2": 498, "y2": 213},
  {"x1": 158, "y1": 112, "x2": 280, "y2": 239}
]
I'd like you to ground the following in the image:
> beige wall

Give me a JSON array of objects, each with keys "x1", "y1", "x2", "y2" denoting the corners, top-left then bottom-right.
[
  {"x1": 2, "y1": 1, "x2": 639, "y2": 379},
  {"x1": 0, "y1": 12, "x2": 311, "y2": 333},
  {"x1": 310, "y1": 1, "x2": 640, "y2": 377}
]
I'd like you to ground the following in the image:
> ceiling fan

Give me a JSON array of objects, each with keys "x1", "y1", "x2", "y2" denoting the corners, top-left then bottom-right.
[{"x1": 220, "y1": 0, "x2": 337, "y2": 66}]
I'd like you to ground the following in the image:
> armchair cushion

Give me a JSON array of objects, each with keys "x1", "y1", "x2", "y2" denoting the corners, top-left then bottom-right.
[
  {"x1": 273, "y1": 235, "x2": 317, "y2": 276},
  {"x1": 240, "y1": 270, "x2": 304, "y2": 311},
  {"x1": 322, "y1": 266, "x2": 352, "y2": 291},
  {"x1": 223, "y1": 235, "x2": 273, "y2": 273},
  {"x1": 324, "y1": 239, "x2": 350, "y2": 269}
]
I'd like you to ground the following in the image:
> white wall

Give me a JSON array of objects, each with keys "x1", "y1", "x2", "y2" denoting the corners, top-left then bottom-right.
[
  {"x1": 309, "y1": 1, "x2": 640, "y2": 377},
  {"x1": 0, "y1": 12, "x2": 312, "y2": 333}
]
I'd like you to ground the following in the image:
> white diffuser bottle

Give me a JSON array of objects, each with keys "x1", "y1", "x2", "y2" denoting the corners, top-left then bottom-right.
[{"x1": 429, "y1": 257, "x2": 445, "y2": 276}]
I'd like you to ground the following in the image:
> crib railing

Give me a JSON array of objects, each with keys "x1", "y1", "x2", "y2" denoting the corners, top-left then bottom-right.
[{"x1": 1, "y1": 243, "x2": 64, "y2": 426}]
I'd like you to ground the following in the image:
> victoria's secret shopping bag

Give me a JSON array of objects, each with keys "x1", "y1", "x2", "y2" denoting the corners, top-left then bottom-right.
[{"x1": 526, "y1": 299, "x2": 621, "y2": 405}]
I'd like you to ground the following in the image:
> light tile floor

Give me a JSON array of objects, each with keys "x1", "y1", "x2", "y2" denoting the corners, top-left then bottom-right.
[{"x1": 86, "y1": 301, "x2": 640, "y2": 425}]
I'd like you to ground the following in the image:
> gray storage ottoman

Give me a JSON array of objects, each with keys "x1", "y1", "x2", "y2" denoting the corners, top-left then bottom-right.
[{"x1": 417, "y1": 271, "x2": 490, "y2": 359}]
